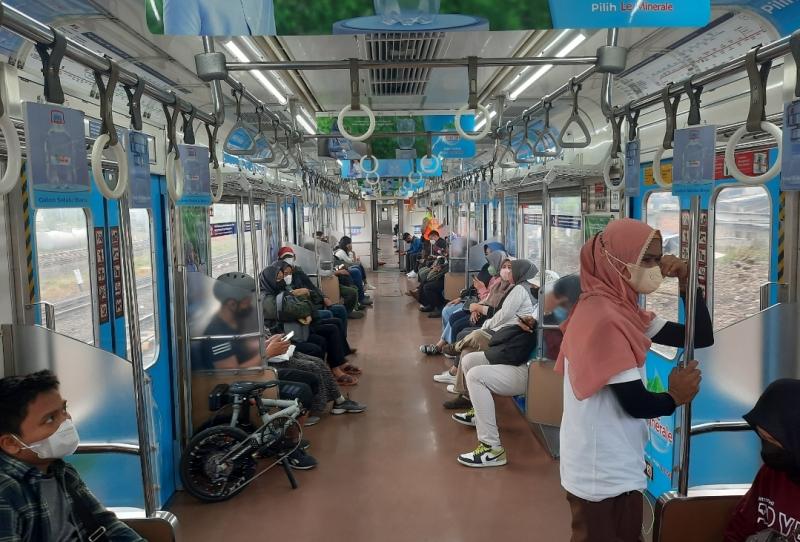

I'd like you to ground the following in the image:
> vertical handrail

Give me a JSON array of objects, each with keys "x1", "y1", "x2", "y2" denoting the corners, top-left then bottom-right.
[
  {"x1": 537, "y1": 179, "x2": 550, "y2": 358},
  {"x1": 248, "y1": 192, "x2": 266, "y2": 360},
  {"x1": 677, "y1": 195, "x2": 701, "y2": 496},
  {"x1": 600, "y1": 28, "x2": 619, "y2": 120},
  {"x1": 465, "y1": 192, "x2": 473, "y2": 290},
  {"x1": 118, "y1": 195, "x2": 157, "y2": 517}
]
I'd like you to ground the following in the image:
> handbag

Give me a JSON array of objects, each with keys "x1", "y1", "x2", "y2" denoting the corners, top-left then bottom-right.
[
  {"x1": 460, "y1": 296, "x2": 480, "y2": 312},
  {"x1": 485, "y1": 324, "x2": 538, "y2": 366},
  {"x1": 276, "y1": 292, "x2": 311, "y2": 342}
]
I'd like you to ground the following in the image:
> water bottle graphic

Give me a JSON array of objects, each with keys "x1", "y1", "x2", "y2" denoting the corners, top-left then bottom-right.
[
  {"x1": 396, "y1": 118, "x2": 416, "y2": 150},
  {"x1": 374, "y1": 0, "x2": 440, "y2": 25},
  {"x1": 184, "y1": 146, "x2": 200, "y2": 195},
  {"x1": 44, "y1": 110, "x2": 81, "y2": 191},
  {"x1": 682, "y1": 131, "x2": 704, "y2": 183}
]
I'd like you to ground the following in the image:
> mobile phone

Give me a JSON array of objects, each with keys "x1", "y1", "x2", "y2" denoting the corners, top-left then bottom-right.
[{"x1": 283, "y1": 330, "x2": 295, "y2": 341}]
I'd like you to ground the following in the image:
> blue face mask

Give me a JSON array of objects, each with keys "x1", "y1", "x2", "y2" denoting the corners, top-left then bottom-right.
[{"x1": 552, "y1": 306, "x2": 569, "y2": 323}]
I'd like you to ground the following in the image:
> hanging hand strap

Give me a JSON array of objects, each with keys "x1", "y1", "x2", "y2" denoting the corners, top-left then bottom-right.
[
  {"x1": 162, "y1": 95, "x2": 181, "y2": 158},
  {"x1": 35, "y1": 27, "x2": 67, "y2": 104},
  {"x1": 205, "y1": 122, "x2": 219, "y2": 168},
  {"x1": 181, "y1": 106, "x2": 196, "y2": 145},
  {"x1": 685, "y1": 79, "x2": 704, "y2": 127},
  {"x1": 559, "y1": 78, "x2": 592, "y2": 149},
  {"x1": 123, "y1": 76, "x2": 145, "y2": 131},
  {"x1": 93, "y1": 59, "x2": 120, "y2": 147},
  {"x1": 662, "y1": 84, "x2": 681, "y2": 150},
  {"x1": 745, "y1": 46, "x2": 771, "y2": 133},
  {"x1": 624, "y1": 104, "x2": 640, "y2": 142}
]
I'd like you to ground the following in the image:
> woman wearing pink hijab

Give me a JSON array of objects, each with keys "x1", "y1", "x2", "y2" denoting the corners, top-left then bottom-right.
[{"x1": 557, "y1": 218, "x2": 714, "y2": 542}]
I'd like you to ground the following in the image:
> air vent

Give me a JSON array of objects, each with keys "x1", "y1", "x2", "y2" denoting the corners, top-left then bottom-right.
[{"x1": 363, "y1": 32, "x2": 446, "y2": 97}]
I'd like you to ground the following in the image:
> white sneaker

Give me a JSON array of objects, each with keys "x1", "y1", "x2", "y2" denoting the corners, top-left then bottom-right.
[
  {"x1": 366, "y1": 284, "x2": 377, "y2": 290},
  {"x1": 433, "y1": 370, "x2": 456, "y2": 384},
  {"x1": 446, "y1": 384, "x2": 459, "y2": 395},
  {"x1": 407, "y1": 271, "x2": 418, "y2": 279},
  {"x1": 457, "y1": 442, "x2": 507, "y2": 468}
]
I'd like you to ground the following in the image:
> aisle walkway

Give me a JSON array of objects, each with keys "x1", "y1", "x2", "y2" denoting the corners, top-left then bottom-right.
[{"x1": 169, "y1": 272, "x2": 571, "y2": 541}]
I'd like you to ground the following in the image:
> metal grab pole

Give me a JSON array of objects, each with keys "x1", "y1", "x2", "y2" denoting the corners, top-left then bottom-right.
[
  {"x1": 248, "y1": 192, "x2": 266, "y2": 360},
  {"x1": 118, "y1": 196, "x2": 157, "y2": 517},
  {"x1": 537, "y1": 179, "x2": 550, "y2": 358},
  {"x1": 677, "y1": 195, "x2": 701, "y2": 497},
  {"x1": 465, "y1": 191, "x2": 473, "y2": 290}
]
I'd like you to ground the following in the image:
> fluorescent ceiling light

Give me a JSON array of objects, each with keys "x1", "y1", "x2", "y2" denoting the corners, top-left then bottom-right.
[
  {"x1": 509, "y1": 33, "x2": 586, "y2": 101},
  {"x1": 505, "y1": 29, "x2": 571, "y2": 91},
  {"x1": 224, "y1": 40, "x2": 287, "y2": 105},
  {"x1": 296, "y1": 114, "x2": 315, "y2": 135},
  {"x1": 474, "y1": 108, "x2": 498, "y2": 131},
  {"x1": 242, "y1": 37, "x2": 292, "y2": 95}
]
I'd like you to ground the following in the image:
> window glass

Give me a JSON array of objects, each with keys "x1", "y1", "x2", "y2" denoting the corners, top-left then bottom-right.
[
  {"x1": 712, "y1": 186, "x2": 771, "y2": 331},
  {"x1": 34, "y1": 208, "x2": 95, "y2": 344},
  {"x1": 522, "y1": 203, "x2": 542, "y2": 262},
  {"x1": 645, "y1": 191, "x2": 681, "y2": 358},
  {"x1": 126, "y1": 209, "x2": 157, "y2": 366},
  {"x1": 210, "y1": 203, "x2": 239, "y2": 277},
  {"x1": 550, "y1": 195, "x2": 582, "y2": 276}
]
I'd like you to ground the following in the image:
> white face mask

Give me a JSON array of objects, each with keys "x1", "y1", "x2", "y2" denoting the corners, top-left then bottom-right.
[
  {"x1": 284, "y1": 274, "x2": 293, "y2": 286},
  {"x1": 16, "y1": 419, "x2": 80, "y2": 459},
  {"x1": 284, "y1": 257, "x2": 296, "y2": 266},
  {"x1": 606, "y1": 251, "x2": 663, "y2": 295}
]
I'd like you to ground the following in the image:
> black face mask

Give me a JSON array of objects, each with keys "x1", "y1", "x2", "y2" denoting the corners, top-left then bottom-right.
[
  {"x1": 761, "y1": 440, "x2": 800, "y2": 479},
  {"x1": 236, "y1": 303, "x2": 254, "y2": 319}
]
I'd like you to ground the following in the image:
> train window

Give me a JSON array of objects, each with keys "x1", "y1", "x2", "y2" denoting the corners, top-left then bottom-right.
[
  {"x1": 645, "y1": 191, "x2": 681, "y2": 358},
  {"x1": 712, "y1": 186, "x2": 771, "y2": 331},
  {"x1": 521, "y1": 203, "x2": 542, "y2": 262},
  {"x1": 125, "y1": 209, "x2": 158, "y2": 366},
  {"x1": 210, "y1": 203, "x2": 239, "y2": 277},
  {"x1": 34, "y1": 208, "x2": 95, "y2": 345},
  {"x1": 242, "y1": 204, "x2": 264, "y2": 273},
  {"x1": 550, "y1": 195, "x2": 582, "y2": 276}
]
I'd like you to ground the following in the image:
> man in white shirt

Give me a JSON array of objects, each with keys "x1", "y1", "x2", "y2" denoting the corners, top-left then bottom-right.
[{"x1": 163, "y1": 0, "x2": 276, "y2": 36}]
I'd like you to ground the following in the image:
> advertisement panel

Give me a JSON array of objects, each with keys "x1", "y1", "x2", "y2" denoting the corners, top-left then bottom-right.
[
  {"x1": 503, "y1": 194, "x2": 518, "y2": 257},
  {"x1": 318, "y1": 115, "x2": 475, "y2": 160},
  {"x1": 147, "y1": 0, "x2": 710, "y2": 35}
]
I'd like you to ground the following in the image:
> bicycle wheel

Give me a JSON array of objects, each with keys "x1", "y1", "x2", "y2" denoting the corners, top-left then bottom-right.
[{"x1": 180, "y1": 426, "x2": 256, "y2": 502}]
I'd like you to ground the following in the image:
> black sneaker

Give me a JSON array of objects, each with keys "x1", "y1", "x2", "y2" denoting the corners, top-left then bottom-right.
[
  {"x1": 287, "y1": 448, "x2": 318, "y2": 470},
  {"x1": 331, "y1": 399, "x2": 366, "y2": 415},
  {"x1": 419, "y1": 305, "x2": 434, "y2": 312},
  {"x1": 427, "y1": 309, "x2": 442, "y2": 318}
]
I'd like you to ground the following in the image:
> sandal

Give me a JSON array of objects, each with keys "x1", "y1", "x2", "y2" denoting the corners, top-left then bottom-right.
[
  {"x1": 336, "y1": 374, "x2": 359, "y2": 386},
  {"x1": 344, "y1": 365, "x2": 362, "y2": 375},
  {"x1": 419, "y1": 344, "x2": 441, "y2": 355}
]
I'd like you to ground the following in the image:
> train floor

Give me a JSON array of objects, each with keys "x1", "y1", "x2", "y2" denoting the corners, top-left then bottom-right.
[{"x1": 168, "y1": 271, "x2": 571, "y2": 541}]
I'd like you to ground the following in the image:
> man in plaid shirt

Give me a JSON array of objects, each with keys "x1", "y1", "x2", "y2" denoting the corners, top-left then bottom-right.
[{"x1": 0, "y1": 370, "x2": 143, "y2": 541}]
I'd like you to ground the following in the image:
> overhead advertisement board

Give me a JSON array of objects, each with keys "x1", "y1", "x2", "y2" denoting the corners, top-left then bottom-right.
[
  {"x1": 146, "y1": 0, "x2": 710, "y2": 35},
  {"x1": 317, "y1": 115, "x2": 475, "y2": 161}
]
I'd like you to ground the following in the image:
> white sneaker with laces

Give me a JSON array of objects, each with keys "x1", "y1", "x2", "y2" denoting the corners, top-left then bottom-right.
[
  {"x1": 446, "y1": 384, "x2": 458, "y2": 395},
  {"x1": 407, "y1": 271, "x2": 418, "y2": 279},
  {"x1": 457, "y1": 442, "x2": 507, "y2": 468},
  {"x1": 433, "y1": 370, "x2": 456, "y2": 384}
]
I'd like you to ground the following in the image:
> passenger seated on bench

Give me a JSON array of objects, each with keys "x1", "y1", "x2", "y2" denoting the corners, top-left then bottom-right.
[
  {"x1": 400, "y1": 232, "x2": 423, "y2": 276},
  {"x1": 441, "y1": 259, "x2": 539, "y2": 400},
  {"x1": 332, "y1": 244, "x2": 373, "y2": 307},
  {"x1": 0, "y1": 370, "x2": 145, "y2": 541},
  {"x1": 452, "y1": 275, "x2": 583, "y2": 467},
  {"x1": 418, "y1": 256, "x2": 450, "y2": 317},
  {"x1": 275, "y1": 246, "x2": 357, "y2": 323},
  {"x1": 420, "y1": 249, "x2": 507, "y2": 357},
  {"x1": 201, "y1": 272, "x2": 321, "y2": 468},
  {"x1": 724, "y1": 379, "x2": 800, "y2": 542},
  {"x1": 334, "y1": 236, "x2": 375, "y2": 291},
  {"x1": 261, "y1": 264, "x2": 362, "y2": 386}
]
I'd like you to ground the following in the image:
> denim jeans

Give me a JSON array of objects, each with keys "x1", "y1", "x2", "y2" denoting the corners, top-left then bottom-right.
[{"x1": 314, "y1": 304, "x2": 348, "y2": 332}]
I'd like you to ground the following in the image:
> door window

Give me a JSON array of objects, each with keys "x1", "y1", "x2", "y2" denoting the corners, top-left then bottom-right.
[
  {"x1": 34, "y1": 208, "x2": 95, "y2": 344},
  {"x1": 210, "y1": 203, "x2": 239, "y2": 277},
  {"x1": 125, "y1": 209, "x2": 158, "y2": 366}
]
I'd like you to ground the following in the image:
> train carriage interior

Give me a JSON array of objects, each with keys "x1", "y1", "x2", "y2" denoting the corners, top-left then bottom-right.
[{"x1": 0, "y1": 0, "x2": 799, "y2": 540}]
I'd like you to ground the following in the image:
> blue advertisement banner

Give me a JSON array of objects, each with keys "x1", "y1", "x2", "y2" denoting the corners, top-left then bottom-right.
[
  {"x1": 550, "y1": 1, "x2": 711, "y2": 29},
  {"x1": 781, "y1": 101, "x2": 800, "y2": 191},
  {"x1": 504, "y1": 194, "x2": 518, "y2": 257},
  {"x1": 24, "y1": 102, "x2": 91, "y2": 209},
  {"x1": 176, "y1": 145, "x2": 212, "y2": 207},
  {"x1": 265, "y1": 201, "x2": 280, "y2": 263},
  {"x1": 645, "y1": 355, "x2": 678, "y2": 497},
  {"x1": 717, "y1": 0, "x2": 800, "y2": 35},
  {"x1": 342, "y1": 159, "x2": 442, "y2": 179},
  {"x1": 128, "y1": 130, "x2": 152, "y2": 209},
  {"x1": 624, "y1": 139, "x2": 641, "y2": 198},
  {"x1": 672, "y1": 125, "x2": 717, "y2": 195}
]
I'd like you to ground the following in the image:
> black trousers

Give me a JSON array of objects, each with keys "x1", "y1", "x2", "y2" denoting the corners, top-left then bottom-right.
[
  {"x1": 420, "y1": 275, "x2": 447, "y2": 310},
  {"x1": 276, "y1": 368, "x2": 320, "y2": 412},
  {"x1": 313, "y1": 317, "x2": 352, "y2": 355},
  {"x1": 294, "y1": 339, "x2": 325, "y2": 360}
]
